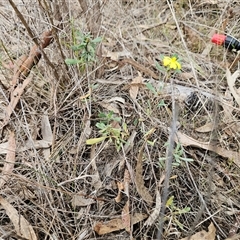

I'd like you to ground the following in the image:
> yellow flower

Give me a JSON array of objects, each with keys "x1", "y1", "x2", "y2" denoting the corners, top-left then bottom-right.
[{"x1": 163, "y1": 56, "x2": 181, "y2": 70}]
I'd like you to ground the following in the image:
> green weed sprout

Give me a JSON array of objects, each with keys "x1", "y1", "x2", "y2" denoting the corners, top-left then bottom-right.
[
  {"x1": 86, "y1": 111, "x2": 128, "y2": 151},
  {"x1": 65, "y1": 32, "x2": 102, "y2": 68},
  {"x1": 166, "y1": 196, "x2": 191, "y2": 230},
  {"x1": 159, "y1": 142, "x2": 193, "y2": 167}
]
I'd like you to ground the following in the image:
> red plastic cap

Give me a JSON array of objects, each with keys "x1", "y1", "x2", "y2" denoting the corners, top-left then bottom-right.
[{"x1": 211, "y1": 34, "x2": 226, "y2": 45}]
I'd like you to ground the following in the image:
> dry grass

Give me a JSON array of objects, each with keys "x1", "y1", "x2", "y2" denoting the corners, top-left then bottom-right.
[{"x1": 0, "y1": 0, "x2": 240, "y2": 239}]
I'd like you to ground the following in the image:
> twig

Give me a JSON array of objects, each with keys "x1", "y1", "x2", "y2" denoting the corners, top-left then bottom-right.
[
  {"x1": 157, "y1": 80, "x2": 179, "y2": 239},
  {"x1": 8, "y1": 0, "x2": 60, "y2": 85},
  {"x1": 119, "y1": 58, "x2": 159, "y2": 79}
]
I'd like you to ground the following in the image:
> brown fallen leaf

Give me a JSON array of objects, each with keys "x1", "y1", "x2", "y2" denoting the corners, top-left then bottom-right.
[
  {"x1": 0, "y1": 131, "x2": 16, "y2": 189},
  {"x1": 129, "y1": 73, "x2": 143, "y2": 100},
  {"x1": 195, "y1": 122, "x2": 215, "y2": 133},
  {"x1": 175, "y1": 131, "x2": 240, "y2": 167},
  {"x1": 0, "y1": 196, "x2": 37, "y2": 240},
  {"x1": 41, "y1": 113, "x2": 53, "y2": 142},
  {"x1": 146, "y1": 173, "x2": 165, "y2": 229},
  {"x1": 115, "y1": 181, "x2": 124, "y2": 203},
  {"x1": 41, "y1": 113, "x2": 53, "y2": 161},
  {"x1": 98, "y1": 101, "x2": 120, "y2": 114},
  {"x1": 21, "y1": 140, "x2": 52, "y2": 152},
  {"x1": 144, "y1": 190, "x2": 161, "y2": 226},
  {"x1": 0, "y1": 139, "x2": 52, "y2": 154},
  {"x1": 71, "y1": 192, "x2": 95, "y2": 207},
  {"x1": 94, "y1": 213, "x2": 147, "y2": 235},
  {"x1": 180, "y1": 222, "x2": 216, "y2": 240}
]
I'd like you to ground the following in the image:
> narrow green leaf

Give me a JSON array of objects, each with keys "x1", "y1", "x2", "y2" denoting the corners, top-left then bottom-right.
[
  {"x1": 158, "y1": 100, "x2": 165, "y2": 107},
  {"x1": 71, "y1": 45, "x2": 82, "y2": 51},
  {"x1": 174, "y1": 218, "x2": 184, "y2": 229},
  {"x1": 179, "y1": 157, "x2": 194, "y2": 162},
  {"x1": 146, "y1": 82, "x2": 157, "y2": 95},
  {"x1": 86, "y1": 137, "x2": 106, "y2": 145},
  {"x1": 65, "y1": 58, "x2": 80, "y2": 65},
  {"x1": 177, "y1": 207, "x2": 191, "y2": 214},
  {"x1": 96, "y1": 122, "x2": 107, "y2": 130},
  {"x1": 155, "y1": 61, "x2": 165, "y2": 73},
  {"x1": 91, "y1": 37, "x2": 102, "y2": 43},
  {"x1": 147, "y1": 140, "x2": 155, "y2": 146},
  {"x1": 166, "y1": 196, "x2": 174, "y2": 207}
]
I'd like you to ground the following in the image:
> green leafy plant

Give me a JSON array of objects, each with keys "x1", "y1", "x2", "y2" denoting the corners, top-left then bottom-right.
[
  {"x1": 165, "y1": 196, "x2": 191, "y2": 230},
  {"x1": 65, "y1": 31, "x2": 102, "y2": 68},
  {"x1": 146, "y1": 82, "x2": 158, "y2": 95},
  {"x1": 145, "y1": 82, "x2": 166, "y2": 111},
  {"x1": 159, "y1": 142, "x2": 194, "y2": 167},
  {"x1": 98, "y1": 111, "x2": 122, "y2": 124},
  {"x1": 86, "y1": 111, "x2": 128, "y2": 151}
]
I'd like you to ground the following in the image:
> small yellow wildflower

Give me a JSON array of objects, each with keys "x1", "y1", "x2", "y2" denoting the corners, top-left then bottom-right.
[{"x1": 163, "y1": 56, "x2": 181, "y2": 70}]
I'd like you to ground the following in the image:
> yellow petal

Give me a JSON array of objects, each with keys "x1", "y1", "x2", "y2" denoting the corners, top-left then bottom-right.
[
  {"x1": 163, "y1": 57, "x2": 171, "y2": 66},
  {"x1": 169, "y1": 61, "x2": 177, "y2": 69},
  {"x1": 176, "y1": 62, "x2": 181, "y2": 70}
]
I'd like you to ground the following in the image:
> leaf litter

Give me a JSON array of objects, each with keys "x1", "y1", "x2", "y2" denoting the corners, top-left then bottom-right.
[
  {"x1": 0, "y1": 196, "x2": 37, "y2": 240},
  {"x1": 0, "y1": 0, "x2": 240, "y2": 239},
  {"x1": 0, "y1": 131, "x2": 16, "y2": 189}
]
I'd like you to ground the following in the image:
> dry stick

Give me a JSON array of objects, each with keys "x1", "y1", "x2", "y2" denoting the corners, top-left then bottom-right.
[
  {"x1": 8, "y1": 0, "x2": 60, "y2": 83},
  {"x1": 157, "y1": 84, "x2": 179, "y2": 240},
  {"x1": 229, "y1": 51, "x2": 240, "y2": 70},
  {"x1": 8, "y1": 0, "x2": 35, "y2": 41},
  {"x1": 78, "y1": 0, "x2": 102, "y2": 37},
  {"x1": 8, "y1": 0, "x2": 64, "y2": 148},
  {"x1": 119, "y1": 58, "x2": 159, "y2": 79},
  {"x1": 1, "y1": 26, "x2": 54, "y2": 129},
  {"x1": 10, "y1": 172, "x2": 105, "y2": 202},
  {"x1": 39, "y1": 0, "x2": 67, "y2": 66},
  {"x1": 38, "y1": 0, "x2": 70, "y2": 150},
  {"x1": 11, "y1": 30, "x2": 53, "y2": 87}
]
